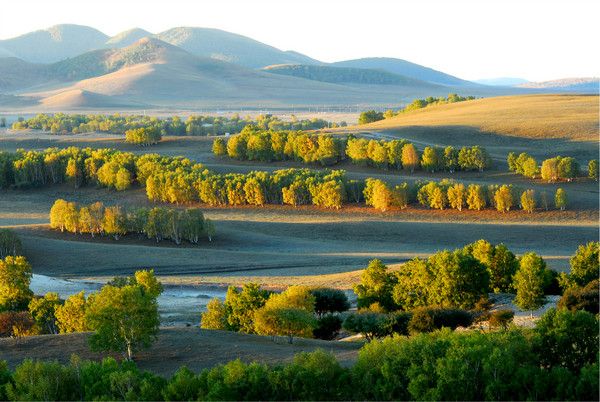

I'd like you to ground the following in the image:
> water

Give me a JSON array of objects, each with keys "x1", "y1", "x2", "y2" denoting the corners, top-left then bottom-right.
[{"x1": 30, "y1": 274, "x2": 227, "y2": 327}]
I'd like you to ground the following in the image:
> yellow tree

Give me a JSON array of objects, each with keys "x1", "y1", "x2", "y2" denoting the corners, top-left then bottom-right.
[{"x1": 401, "y1": 143, "x2": 419, "y2": 173}]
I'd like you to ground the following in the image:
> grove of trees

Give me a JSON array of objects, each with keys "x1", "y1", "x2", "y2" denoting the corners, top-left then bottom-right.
[
  {"x1": 49, "y1": 199, "x2": 214, "y2": 244},
  {"x1": 508, "y1": 152, "x2": 588, "y2": 182},
  {"x1": 215, "y1": 128, "x2": 493, "y2": 173}
]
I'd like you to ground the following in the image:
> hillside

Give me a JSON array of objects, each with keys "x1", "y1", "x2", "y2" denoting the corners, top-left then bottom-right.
[
  {"x1": 0, "y1": 24, "x2": 108, "y2": 63},
  {"x1": 156, "y1": 27, "x2": 319, "y2": 68},
  {"x1": 348, "y1": 94, "x2": 599, "y2": 142},
  {"x1": 475, "y1": 77, "x2": 529, "y2": 86},
  {"x1": 331, "y1": 57, "x2": 475, "y2": 86},
  {"x1": 262, "y1": 64, "x2": 440, "y2": 87},
  {"x1": 105, "y1": 28, "x2": 153, "y2": 47}
]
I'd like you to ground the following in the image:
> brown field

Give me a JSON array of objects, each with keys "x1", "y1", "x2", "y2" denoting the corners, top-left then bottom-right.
[{"x1": 0, "y1": 328, "x2": 361, "y2": 376}]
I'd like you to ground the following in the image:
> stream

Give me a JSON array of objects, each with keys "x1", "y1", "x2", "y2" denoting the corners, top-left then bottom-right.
[{"x1": 30, "y1": 274, "x2": 228, "y2": 327}]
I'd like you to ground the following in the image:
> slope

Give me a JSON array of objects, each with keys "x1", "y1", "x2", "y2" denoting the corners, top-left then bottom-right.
[
  {"x1": 331, "y1": 57, "x2": 475, "y2": 86},
  {"x1": 347, "y1": 94, "x2": 599, "y2": 142},
  {"x1": 105, "y1": 28, "x2": 153, "y2": 48},
  {"x1": 0, "y1": 24, "x2": 108, "y2": 63},
  {"x1": 261, "y1": 64, "x2": 440, "y2": 87},
  {"x1": 156, "y1": 27, "x2": 319, "y2": 68}
]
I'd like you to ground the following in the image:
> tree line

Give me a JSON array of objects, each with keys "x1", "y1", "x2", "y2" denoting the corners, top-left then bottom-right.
[
  {"x1": 508, "y1": 152, "x2": 598, "y2": 182},
  {"x1": 0, "y1": 309, "x2": 597, "y2": 401},
  {"x1": 214, "y1": 127, "x2": 493, "y2": 172},
  {"x1": 49, "y1": 200, "x2": 215, "y2": 244},
  {"x1": 11, "y1": 113, "x2": 341, "y2": 137},
  {"x1": 1, "y1": 259, "x2": 162, "y2": 362},
  {"x1": 0, "y1": 147, "x2": 568, "y2": 212},
  {"x1": 358, "y1": 94, "x2": 477, "y2": 124}
]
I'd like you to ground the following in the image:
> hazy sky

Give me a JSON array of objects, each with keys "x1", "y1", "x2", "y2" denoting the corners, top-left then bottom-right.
[{"x1": 1, "y1": 0, "x2": 598, "y2": 81}]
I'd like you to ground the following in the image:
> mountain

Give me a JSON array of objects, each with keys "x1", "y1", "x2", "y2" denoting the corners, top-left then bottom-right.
[
  {"x1": 518, "y1": 77, "x2": 599, "y2": 93},
  {"x1": 262, "y1": 64, "x2": 438, "y2": 87},
  {"x1": 331, "y1": 57, "x2": 475, "y2": 86},
  {"x1": 155, "y1": 27, "x2": 319, "y2": 68},
  {"x1": 474, "y1": 77, "x2": 529, "y2": 86},
  {"x1": 105, "y1": 28, "x2": 153, "y2": 48},
  {"x1": 0, "y1": 24, "x2": 108, "y2": 63}
]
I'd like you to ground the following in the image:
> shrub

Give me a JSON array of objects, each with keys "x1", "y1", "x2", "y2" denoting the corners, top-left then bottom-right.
[
  {"x1": 0, "y1": 311, "x2": 36, "y2": 337},
  {"x1": 0, "y1": 229, "x2": 22, "y2": 259},
  {"x1": 488, "y1": 309, "x2": 514, "y2": 330},
  {"x1": 313, "y1": 314, "x2": 343, "y2": 340},
  {"x1": 408, "y1": 307, "x2": 474, "y2": 334},
  {"x1": 557, "y1": 280, "x2": 599, "y2": 314}
]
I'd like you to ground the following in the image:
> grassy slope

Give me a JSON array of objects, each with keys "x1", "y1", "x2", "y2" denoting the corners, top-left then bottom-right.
[
  {"x1": 350, "y1": 94, "x2": 599, "y2": 142},
  {"x1": 0, "y1": 328, "x2": 361, "y2": 376}
]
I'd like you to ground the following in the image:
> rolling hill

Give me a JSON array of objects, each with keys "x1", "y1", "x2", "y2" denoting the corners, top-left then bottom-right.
[
  {"x1": 474, "y1": 77, "x2": 530, "y2": 86},
  {"x1": 0, "y1": 24, "x2": 109, "y2": 63},
  {"x1": 155, "y1": 27, "x2": 320, "y2": 68},
  {"x1": 105, "y1": 28, "x2": 154, "y2": 48},
  {"x1": 261, "y1": 64, "x2": 440, "y2": 87},
  {"x1": 348, "y1": 94, "x2": 599, "y2": 142},
  {"x1": 331, "y1": 57, "x2": 475, "y2": 87}
]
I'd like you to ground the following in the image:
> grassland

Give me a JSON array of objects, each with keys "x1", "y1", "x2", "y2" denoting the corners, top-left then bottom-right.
[
  {"x1": 330, "y1": 94, "x2": 599, "y2": 161},
  {"x1": 0, "y1": 328, "x2": 361, "y2": 376}
]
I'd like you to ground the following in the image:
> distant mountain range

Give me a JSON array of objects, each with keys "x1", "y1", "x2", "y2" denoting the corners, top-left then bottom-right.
[
  {"x1": 0, "y1": 24, "x2": 596, "y2": 110},
  {"x1": 474, "y1": 77, "x2": 530, "y2": 86}
]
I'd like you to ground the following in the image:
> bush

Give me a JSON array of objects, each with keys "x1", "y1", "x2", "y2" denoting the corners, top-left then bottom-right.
[
  {"x1": 488, "y1": 309, "x2": 514, "y2": 330},
  {"x1": 0, "y1": 311, "x2": 36, "y2": 337},
  {"x1": 313, "y1": 314, "x2": 343, "y2": 340},
  {"x1": 557, "y1": 280, "x2": 599, "y2": 314},
  {"x1": 310, "y1": 288, "x2": 350, "y2": 316},
  {"x1": 408, "y1": 307, "x2": 474, "y2": 333}
]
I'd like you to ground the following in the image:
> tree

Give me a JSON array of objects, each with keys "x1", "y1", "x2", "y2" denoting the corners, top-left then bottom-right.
[
  {"x1": 587, "y1": 159, "x2": 598, "y2": 181},
  {"x1": 0, "y1": 255, "x2": 33, "y2": 311},
  {"x1": 520, "y1": 189, "x2": 536, "y2": 213},
  {"x1": 447, "y1": 183, "x2": 465, "y2": 211},
  {"x1": 513, "y1": 252, "x2": 547, "y2": 315},
  {"x1": 401, "y1": 143, "x2": 419, "y2": 173},
  {"x1": 212, "y1": 138, "x2": 227, "y2": 156},
  {"x1": 464, "y1": 240, "x2": 517, "y2": 293},
  {"x1": 554, "y1": 188, "x2": 567, "y2": 210},
  {"x1": 466, "y1": 184, "x2": 486, "y2": 210},
  {"x1": 342, "y1": 312, "x2": 388, "y2": 341},
  {"x1": 103, "y1": 206, "x2": 126, "y2": 239},
  {"x1": 28, "y1": 292, "x2": 60, "y2": 334},
  {"x1": 224, "y1": 283, "x2": 270, "y2": 333},
  {"x1": 358, "y1": 110, "x2": 384, "y2": 125},
  {"x1": 55, "y1": 291, "x2": 88, "y2": 333},
  {"x1": 421, "y1": 147, "x2": 442, "y2": 172},
  {"x1": 535, "y1": 308, "x2": 598, "y2": 372},
  {"x1": 353, "y1": 259, "x2": 397, "y2": 311},
  {"x1": 494, "y1": 185, "x2": 513, "y2": 212},
  {"x1": 114, "y1": 168, "x2": 132, "y2": 191},
  {"x1": 226, "y1": 135, "x2": 247, "y2": 159},
  {"x1": 86, "y1": 270, "x2": 163, "y2": 360},
  {"x1": 254, "y1": 307, "x2": 316, "y2": 343},
  {"x1": 557, "y1": 157, "x2": 580, "y2": 181},
  {"x1": 201, "y1": 298, "x2": 229, "y2": 330},
  {"x1": 560, "y1": 242, "x2": 599, "y2": 288},
  {"x1": 0, "y1": 229, "x2": 23, "y2": 259},
  {"x1": 541, "y1": 158, "x2": 560, "y2": 182},
  {"x1": 310, "y1": 288, "x2": 350, "y2": 317}
]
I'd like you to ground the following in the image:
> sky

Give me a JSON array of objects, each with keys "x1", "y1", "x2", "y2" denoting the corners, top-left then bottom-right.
[{"x1": 1, "y1": 0, "x2": 598, "y2": 82}]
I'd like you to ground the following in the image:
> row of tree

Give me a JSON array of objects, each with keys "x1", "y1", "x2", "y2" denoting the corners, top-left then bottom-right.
[
  {"x1": 214, "y1": 128, "x2": 492, "y2": 172},
  {"x1": 1, "y1": 308, "x2": 597, "y2": 401},
  {"x1": 49, "y1": 200, "x2": 214, "y2": 244},
  {"x1": 0, "y1": 147, "x2": 569, "y2": 212},
  {"x1": 358, "y1": 94, "x2": 477, "y2": 124},
  {"x1": 11, "y1": 113, "x2": 340, "y2": 137},
  {"x1": 366, "y1": 178, "x2": 567, "y2": 212},
  {"x1": 353, "y1": 240, "x2": 599, "y2": 314},
  {"x1": 508, "y1": 152, "x2": 598, "y2": 181}
]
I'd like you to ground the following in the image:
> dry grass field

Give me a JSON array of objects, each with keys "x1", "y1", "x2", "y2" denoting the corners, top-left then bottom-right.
[{"x1": 0, "y1": 328, "x2": 361, "y2": 376}]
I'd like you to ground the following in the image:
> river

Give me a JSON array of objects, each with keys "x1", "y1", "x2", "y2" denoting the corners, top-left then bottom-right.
[{"x1": 30, "y1": 274, "x2": 228, "y2": 327}]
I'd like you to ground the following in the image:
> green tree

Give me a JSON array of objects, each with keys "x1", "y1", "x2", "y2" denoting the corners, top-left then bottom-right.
[
  {"x1": 514, "y1": 252, "x2": 547, "y2": 314},
  {"x1": 358, "y1": 110, "x2": 384, "y2": 124},
  {"x1": 28, "y1": 292, "x2": 60, "y2": 334},
  {"x1": 0, "y1": 255, "x2": 33, "y2": 311},
  {"x1": 224, "y1": 283, "x2": 270, "y2": 333},
  {"x1": 0, "y1": 229, "x2": 23, "y2": 259},
  {"x1": 86, "y1": 270, "x2": 163, "y2": 360},
  {"x1": 420, "y1": 146, "x2": 442, "y2": 172},
  {"x1": 353, "y1": 259, "x2": 397, "y2": 311},
  {"x1": 254, "y1": 307, "x2": 316, "y2": 343},
  {"x1": 560, "y1": 242, "x2": 599, "y2": 288},
  {"x1": 554, "y1": 188, "x2": 567, "y2": 210}
]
